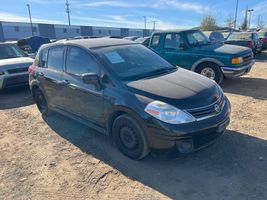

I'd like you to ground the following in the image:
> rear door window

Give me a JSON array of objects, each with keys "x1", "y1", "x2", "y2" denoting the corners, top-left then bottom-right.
[
  {"x1": 164, "y1": 33, "x2": 185, "y2": 49},
  {"x1": 47, "y1": 46, "x2": 64, "y2": 71},
  {"x1": 66, "y1": 46, "x2": 99, "y2": 75}
]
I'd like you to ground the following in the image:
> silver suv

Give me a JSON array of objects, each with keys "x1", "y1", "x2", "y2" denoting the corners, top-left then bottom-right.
[{"x1": 0, "y1": 43, "x2": 34, "y2": 91}]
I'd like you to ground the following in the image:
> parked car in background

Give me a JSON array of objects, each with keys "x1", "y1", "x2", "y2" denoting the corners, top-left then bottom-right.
[
  {"x1": 17, "y1": 36, "x2": 50, "y2": 53},
  {"x1": 203, "y1": 31, "x2": 225, "y2": 44},
  {"x1": 149, "y1": 29, "x2": 254, "y2": 84},
  {"x1": 225, "y1": 32, "x2": 262, "y2": 55},
  {"x1": 221, "y1": 32, "x2": 232, "y2": 40},
  {"x1": 17, "y1": 36, "x2": 50, "y2": 58},
  {"x1": 124, "y1": 36, "x2": 140, "y2": 41},
  {"x1": 0, "y1": 43, "x2": 33, "y2": 91},
  {"x1": 74, "y1": 36, "x2": 99, "y2": 39},
  {"x1": 104, "y1": 36, "x2": 123, "y2": 39},
  {"x1": 258, "y1": 31, "x2": 267, "y2": 50},
  {"x1": 135, "y1": 36, "x2": 150, "y2": 47},
  {"x1": 29, "y1": 39, "x2": 230, "y2": 159}
]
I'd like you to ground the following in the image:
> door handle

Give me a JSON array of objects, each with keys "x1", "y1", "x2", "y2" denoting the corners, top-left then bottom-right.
[{"x1": 60, "y1": 79, "x2": 70, "y2": 85}]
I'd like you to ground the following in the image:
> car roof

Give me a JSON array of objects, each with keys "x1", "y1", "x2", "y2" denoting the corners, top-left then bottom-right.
[
  {"x1": 153, "y1": 29, "x2": 198, "y2": 34},
  {"x1": 42, "y1": 38, "x2": 135, "y2": 49}
]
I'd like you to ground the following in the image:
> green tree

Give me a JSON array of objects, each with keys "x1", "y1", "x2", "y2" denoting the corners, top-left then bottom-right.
[{"x1": 200, "y1": 15, "x2": 218, "y2": 31}]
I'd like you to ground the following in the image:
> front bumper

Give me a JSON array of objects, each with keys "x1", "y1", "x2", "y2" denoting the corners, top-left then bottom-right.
[
  {"x1": 0, "y1": 73, "x2": 29, "y2": 91},
  {"x1": 144, "y1": 98, "x2": 231, "y2": 153},
  {"x1": 221, "y1": 60, "x2": 255, "y2": 78}
]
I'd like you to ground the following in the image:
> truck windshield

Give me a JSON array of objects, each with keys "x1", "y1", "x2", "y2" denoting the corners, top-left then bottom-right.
[
  {"x1": 0, "y1": 45, "x2": 27, "y2": 60},
  {"x1": 93, "y1": 44, "x2": 176, "y2": 81},
  {"x1": 185, "y1": 30, "x2": 211, "y2": 47}
]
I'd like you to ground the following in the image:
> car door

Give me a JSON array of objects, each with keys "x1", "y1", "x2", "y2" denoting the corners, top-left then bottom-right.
[
  {"x1": 60, "y1": 45, "x2": 105, "y2": 127},
  {"x1": 37, "y1": 45, "x2": 65, "y2": 108},
  {"x1": 160, "y1": 33, "x2": 192, "y2": 69}
]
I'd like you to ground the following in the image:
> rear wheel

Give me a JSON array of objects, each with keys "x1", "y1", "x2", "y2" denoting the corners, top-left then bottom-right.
[
  {"x1": 34, "y1": 88, "x2": 51, "y2": 115},
  {"x1": 112, "y1": 114, "x2": 150, "y2": 159},
  {"x1": 196, "y1": 62, "x2": 223, "y2": 84}
]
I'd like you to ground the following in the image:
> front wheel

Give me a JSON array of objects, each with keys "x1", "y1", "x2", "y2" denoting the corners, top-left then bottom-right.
[
  {"x1": 112, "y1": 114, "x2": 150, "y2": 159},
  {"x1": 196, "y1": 63, "x2": 223, "y2": 84}
]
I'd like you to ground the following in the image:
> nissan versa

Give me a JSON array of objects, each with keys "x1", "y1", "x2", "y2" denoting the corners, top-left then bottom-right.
[{"x1": 29, "y1": 39, "x2": 231, "y2": 159}]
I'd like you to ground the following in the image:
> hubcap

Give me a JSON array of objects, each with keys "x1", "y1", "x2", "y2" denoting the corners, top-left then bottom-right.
[
  {"x1": 200, "y1": 67, "x2": 215, "y2": 80},
  {"x1": 119, "y1": 126, "x2": 138, "y2": 149}
]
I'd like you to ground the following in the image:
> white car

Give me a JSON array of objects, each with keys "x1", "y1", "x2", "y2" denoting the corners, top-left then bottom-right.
[{"x1": 0, "y1": 43, "x2": 34, "y2": 91}]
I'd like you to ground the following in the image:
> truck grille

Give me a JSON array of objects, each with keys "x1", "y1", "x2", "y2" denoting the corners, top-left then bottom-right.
[
  {"x1": 242, "y1": 53, "x2": 253, "y2": 64},
  {"x1": 3, "y1": 74, "x2": 29, "y2": 88},
  {"x1": 7, "y1": 67, "x2": 28, "y2": 74},
  {"x1": 186, "y1": 93, "x2": 225, "y2": 120}
]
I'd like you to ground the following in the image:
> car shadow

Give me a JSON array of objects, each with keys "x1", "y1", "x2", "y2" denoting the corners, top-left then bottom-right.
[
  {"x1": 255, "y1": 50, "x2": 267, "y2": 62},
  {"x1": 221, "y1": 77, "x2": 267, "y2": 100},
  {"x1": 0, "y1": 87, "x2": 34, "y2": 109},
  {"x1": 43, "y1": 113, "x2": 267, "y2": 200}
]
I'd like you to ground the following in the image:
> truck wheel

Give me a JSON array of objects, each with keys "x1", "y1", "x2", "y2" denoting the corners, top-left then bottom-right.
[
  {"x1": 196, "y1": 63, "x2": 223, "y2": 84},
  {"x1": 112, "y1": 114, "x2": 150, "y2": 160}
]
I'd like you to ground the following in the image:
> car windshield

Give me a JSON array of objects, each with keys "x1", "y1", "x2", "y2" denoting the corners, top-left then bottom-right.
[
  {"x1": 185, "y1": 30, "x2": 211, "y2": 47},
  {"x1": 228, "y1": 33, "x2": 252, "y2": 40},
  {"x1": 0, "y1": 45, "x2": 26, "y2": 60},
  {"x1": 93, "y1": 44, "x2": 176, "y2": 81}
]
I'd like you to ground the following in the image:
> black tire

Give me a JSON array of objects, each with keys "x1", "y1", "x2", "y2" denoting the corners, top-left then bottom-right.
[
  {"x1": 196, "y1": 62, "x2": 223, "y2": 84},
  {"x1": 112, "y1": 114, "x2": 150, "y2": 159},
  {"x1": 34, "y1": 88, "x2": 51, "y2": 116}
]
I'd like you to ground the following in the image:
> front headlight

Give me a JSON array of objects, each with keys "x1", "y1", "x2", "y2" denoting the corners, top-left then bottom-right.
[
  {"x1": 231, "y1": 57, "x2": 243, "y2": 65},
  {"x1": 145, "y1": 101, "x2": 196, "y2": 124}
]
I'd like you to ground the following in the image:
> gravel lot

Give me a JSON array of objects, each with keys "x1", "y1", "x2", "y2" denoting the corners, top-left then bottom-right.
[{"x1": 0, "y1": 52, "x2": 267, "y2": 200}]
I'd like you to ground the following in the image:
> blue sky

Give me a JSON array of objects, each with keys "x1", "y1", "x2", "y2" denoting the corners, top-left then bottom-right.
[{"x1": 0, "y1": 0, "x2": 266, "y2": 29}]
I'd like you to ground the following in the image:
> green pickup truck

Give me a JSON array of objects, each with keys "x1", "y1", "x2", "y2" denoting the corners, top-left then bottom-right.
[{"x1": 149, "y1": 29, "x2": 255, "y2": 83}]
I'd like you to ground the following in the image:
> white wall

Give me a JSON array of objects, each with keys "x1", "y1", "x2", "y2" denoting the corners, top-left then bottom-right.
[{"x1": 2, "y1": 22, "x2": 39, "y2": 40}]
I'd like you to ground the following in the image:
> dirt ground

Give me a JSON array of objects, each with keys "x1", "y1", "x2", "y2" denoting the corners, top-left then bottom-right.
[{"x1": 0, "y1": 52, "x2": 267, "y2": 200}]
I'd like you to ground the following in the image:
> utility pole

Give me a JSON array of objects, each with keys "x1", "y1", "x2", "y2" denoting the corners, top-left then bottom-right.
[
  {"x1": 234, "y1": 0, "x2": 239, "y2": 30},
  {"x1": 248, "y1": 9, "x2": 254, "y2": 29},
  {"x1": 152, "y1": 20, "x2": 156, "y2": 32},
  {"x1": 143, "y1": 16, "x2": 146, "y2": 36},
  {"x1": 66, "y1": 0, "x2": 71, "y2": 26},
  {"x1": 26, "y1": 4, "x2": 34, "y2": 36}
]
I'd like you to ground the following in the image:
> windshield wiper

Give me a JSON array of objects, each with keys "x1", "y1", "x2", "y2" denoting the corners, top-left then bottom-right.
[{"x1": 124, "y1": 67, "x2": 176, "y2": 81}]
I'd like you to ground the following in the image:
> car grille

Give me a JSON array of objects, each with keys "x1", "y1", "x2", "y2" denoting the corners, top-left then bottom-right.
[
  {"x1": 4, "y1": 74, "x2": 29, "y2": 88},
  {"x1": 186, "y1": 93, "x2": 225, "y2": 120},
  {"x1": 193, "y1": 130, "x2": 223, "y2": 149},
  {"x1": 242, "y1": 53, "x2": 253, "y2": 64},
  {"x1": 7, "y1": 67, "x2": 28, "y2": 74}
]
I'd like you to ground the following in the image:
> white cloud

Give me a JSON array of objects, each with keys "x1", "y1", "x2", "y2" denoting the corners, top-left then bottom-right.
[
  {"x1": 0, "y1": 12, "x2": 63, "y2": 24},
  {"x1": 72, "y1": 15, "x2": 193, "y2": 30},
  {"x1": 82, "y1": 0, "x2": 210, "y2": 14}
]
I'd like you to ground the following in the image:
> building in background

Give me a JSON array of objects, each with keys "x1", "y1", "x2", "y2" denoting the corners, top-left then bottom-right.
[{"x1": 0, "y1": 21, "x2": 151, "y2": 42}]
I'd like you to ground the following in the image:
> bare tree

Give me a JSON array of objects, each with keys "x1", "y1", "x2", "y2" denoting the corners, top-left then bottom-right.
[
  {"x1": 200, "y1": 15, "x2": 218, "y2": 31},
  {"x1": 226, "y1": 14, "x2": 234, "y2": 28}
]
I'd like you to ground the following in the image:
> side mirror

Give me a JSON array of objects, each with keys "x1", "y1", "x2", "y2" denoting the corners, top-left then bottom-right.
[{"x1": 82, "y1": 73, "x2": 101, "y2": 89}]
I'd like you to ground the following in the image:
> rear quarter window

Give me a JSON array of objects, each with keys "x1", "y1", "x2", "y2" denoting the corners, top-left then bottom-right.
[
  {"x1": 37, "y1": 48, "x2": 48, "y2": 67},
  {"x1": 47, "y1": 46, "x2": 64, "y2": 71},
  {"x1": 151, "y1": 35, "x2": 160, "y2": 46}
]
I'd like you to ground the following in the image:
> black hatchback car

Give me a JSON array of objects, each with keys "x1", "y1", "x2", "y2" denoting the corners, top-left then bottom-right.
[{"x1": 29, "y1": 39, "x2": 231, "y2": 159}]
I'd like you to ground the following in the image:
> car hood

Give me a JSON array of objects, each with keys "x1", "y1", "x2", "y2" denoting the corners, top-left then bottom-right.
[
  {"x1": 126, "y1": 68, "x2": 221, "y2": 109},
  {"x1": 194, "y1": 44, "x2": 251, "y2": 56},
  {"x1": 0, "y1": 57, "x2": 34, "y2": 67}
]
